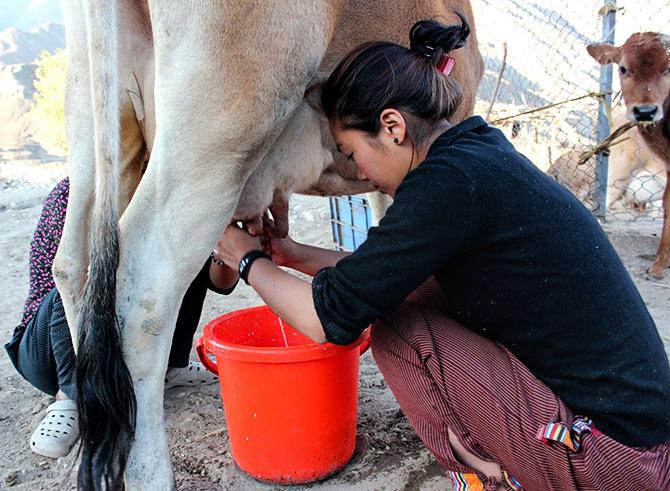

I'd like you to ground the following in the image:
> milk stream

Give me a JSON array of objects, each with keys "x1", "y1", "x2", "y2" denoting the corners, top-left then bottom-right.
[{"x1": 278, "y1": 317, "x2": 289, "y2": 348}]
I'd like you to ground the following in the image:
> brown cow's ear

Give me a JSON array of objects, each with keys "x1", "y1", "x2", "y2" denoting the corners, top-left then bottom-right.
[
  {"x1": 586, "y1": 43, "x2": 621, "y2": 65},
  {"x1": 304, "y1": 82, "x2": 324, "y2": 113}
]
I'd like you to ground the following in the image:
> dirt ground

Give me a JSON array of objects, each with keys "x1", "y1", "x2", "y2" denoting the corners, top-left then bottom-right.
[{"x1": 1, "y1": 175, "x2": 669, "y2": 490}]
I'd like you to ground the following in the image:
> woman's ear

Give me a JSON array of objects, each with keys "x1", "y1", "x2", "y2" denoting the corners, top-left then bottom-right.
[{"x1": 379, "y1": 109, "x2": 407, "y2": 144}]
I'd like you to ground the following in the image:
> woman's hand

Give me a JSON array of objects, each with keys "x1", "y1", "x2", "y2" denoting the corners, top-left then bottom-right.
[
  {"x1": 259, "y1": 213, "x2": 298, "y2": 267},
  {"x1": 261, "y1": 234, "x2": 299, "y2": 268},
  {"x1": 216, "y1": 224, "x2": 262, "y2": 267}
]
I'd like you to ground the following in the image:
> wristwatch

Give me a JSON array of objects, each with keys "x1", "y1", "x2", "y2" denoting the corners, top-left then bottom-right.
[{"x1": 238, "y1": 249, "x2": 271, "y2": 284}]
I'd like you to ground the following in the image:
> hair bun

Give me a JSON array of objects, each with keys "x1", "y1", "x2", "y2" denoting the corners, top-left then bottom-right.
[{"x1": 409, "y1": 14, "x2": 470, "y2": 60}]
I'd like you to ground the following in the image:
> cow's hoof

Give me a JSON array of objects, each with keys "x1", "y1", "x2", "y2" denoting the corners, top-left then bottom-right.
[{"x1": 645, "y1": 266, "x2": 666, "y2": 281}]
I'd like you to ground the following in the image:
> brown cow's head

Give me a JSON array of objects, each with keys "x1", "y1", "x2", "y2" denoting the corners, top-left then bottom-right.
[{"x1": 588, "y1": 33, "x2": 670, "y2": 123}]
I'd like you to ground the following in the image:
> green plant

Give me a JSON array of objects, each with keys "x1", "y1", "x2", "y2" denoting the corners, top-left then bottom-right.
[{"x1": 29, "y1": 48, "x2": 67, "y2": 153}]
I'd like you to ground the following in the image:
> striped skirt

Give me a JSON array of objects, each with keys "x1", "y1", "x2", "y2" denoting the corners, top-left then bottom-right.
[{"x1": 370, "y1": 281, "x2": 670, "y2": 490}]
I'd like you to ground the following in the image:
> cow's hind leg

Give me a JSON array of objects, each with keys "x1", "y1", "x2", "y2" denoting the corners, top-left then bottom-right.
[
  {"x1": 118, "y1": 2, "x2": 344, "y2": 488},
  {"x1": 56, "y1": 1, "x2": 149, "y2": 341},
  {"x1": 53, "y1": 0, "x2": 96, "y2": 341},
  {"x1": 117, "y1": 165, "x2": 262, "y2": 490}
]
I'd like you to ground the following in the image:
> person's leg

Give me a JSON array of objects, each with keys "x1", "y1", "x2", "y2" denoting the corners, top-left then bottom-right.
[
  {"x1": 8, "y1": 288, "x2": 80, "y2": 458},
  {"x1": 371, "y1": 280, "x2": 670, "y2": 491},
  {"x1": 164, "y1": 261, "x2": 218, "y2": 388},
  {"x1": 167, "y1": 261, "x2": 209, "y2": 368},
  {"x1": 47, "y1": 291, "x2": 77, "y2": 400},
  {"x1": 371, "y1": 283, "x2": 516, "y2": 490},
  {"x1": 13, "y1": 288, "x2": 65, "y2": 397}
]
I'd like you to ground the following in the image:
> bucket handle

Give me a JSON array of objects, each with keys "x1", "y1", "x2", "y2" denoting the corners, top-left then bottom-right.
[
  {"x1": 359, "y1": 330, "x2": 371, "y2": 356},
  {"x1": 195, "y1": 337, "x2": 219, "y2": 374}
]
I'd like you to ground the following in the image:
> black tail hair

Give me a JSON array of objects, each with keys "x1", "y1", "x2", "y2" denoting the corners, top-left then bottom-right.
[
  {"x1": 76, "y1": 1, "x2": 137, "y2": 489},
  {"x1": 75, "y1": 218, "x2": 136, "y2": 490}
]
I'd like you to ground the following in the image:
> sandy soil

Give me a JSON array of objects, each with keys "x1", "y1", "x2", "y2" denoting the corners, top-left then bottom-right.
[{"x1": 1, "y1": 175, "x2": 668, "y2": 490}]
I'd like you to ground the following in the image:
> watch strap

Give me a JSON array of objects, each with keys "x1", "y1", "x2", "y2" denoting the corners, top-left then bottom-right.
[{"x1": 238, "y1": 249, "x2": 271, "y2": 284}]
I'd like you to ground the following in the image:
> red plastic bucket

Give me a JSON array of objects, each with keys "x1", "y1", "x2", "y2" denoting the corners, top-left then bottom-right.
[{"x1": 196, "y1": 306, "x2": 369, "y2": 484}]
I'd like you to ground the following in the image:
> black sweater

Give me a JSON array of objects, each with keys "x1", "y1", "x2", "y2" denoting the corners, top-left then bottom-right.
[{"x1": 312, "y1": 116, "x2": 670, "y2": 448}]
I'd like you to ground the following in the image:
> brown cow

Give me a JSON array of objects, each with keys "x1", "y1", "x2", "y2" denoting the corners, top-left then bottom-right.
[{"x1": 588, "y1": 33, "x2": 670, "y2": 279}]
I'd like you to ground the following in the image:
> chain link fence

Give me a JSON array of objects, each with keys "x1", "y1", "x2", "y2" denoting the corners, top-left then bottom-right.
[
  {"x1": 330, "y1": 1, "x2": 669, "y2": 249},
  {"x1": 473, "y1": 0, "x2": 669, "y2": 221}
]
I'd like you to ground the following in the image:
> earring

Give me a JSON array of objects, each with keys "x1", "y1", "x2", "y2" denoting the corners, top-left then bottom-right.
[{"x1": 393, "y1": 137, "x2": 399, "y2": 144}]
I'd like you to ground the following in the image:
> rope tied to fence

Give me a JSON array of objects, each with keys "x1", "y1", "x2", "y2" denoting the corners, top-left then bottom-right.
[
  {"x1": 598, "y1": 4, "x2": 623, "y2": 17},
  {"x1": 577, "y1": 121, "x2": 638, "y2": 166},
  {"x1": 486, "y1": 87, "x2": 636, "y2": 169},
  {"x1": 488, "y1": 91, "x2": 612, "y2": 125}
]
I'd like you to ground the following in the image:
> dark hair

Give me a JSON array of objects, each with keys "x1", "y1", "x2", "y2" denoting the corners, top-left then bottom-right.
[
  {"x1": 321, "y1": 14, "x2": 470, "y2": 146},
  {"x1": 75, "y1": 218, "x2": 136, "y2": 490}
]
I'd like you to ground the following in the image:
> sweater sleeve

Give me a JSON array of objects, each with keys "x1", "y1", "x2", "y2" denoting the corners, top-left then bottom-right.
[
  {"x1": 312, "y1": 161, "x2": 481, "y2": 344},
  {"x1": 20, "y1": 178, "x2": 69, "y2": 326}
]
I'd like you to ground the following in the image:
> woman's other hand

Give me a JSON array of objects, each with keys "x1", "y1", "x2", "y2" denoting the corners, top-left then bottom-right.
[{"x1": 261, "y1": 234, "x2": 298, "y2": 268}]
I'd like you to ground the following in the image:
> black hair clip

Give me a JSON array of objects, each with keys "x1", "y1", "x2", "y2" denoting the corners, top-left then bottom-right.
[
  {"x1": 412, "y1": 44, "x2": 440, "y2": 60},
  {"x1": 411, "y1": 45, "x2": 456, "y2": 75}
]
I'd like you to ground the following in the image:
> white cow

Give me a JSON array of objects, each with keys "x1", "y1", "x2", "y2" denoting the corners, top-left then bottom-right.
[{"x1": 55, "y1": 1, "x2": 483, "y2": 488}]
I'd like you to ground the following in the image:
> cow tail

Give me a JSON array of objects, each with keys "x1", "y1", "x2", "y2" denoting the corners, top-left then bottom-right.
[{"x1": 76, "y1": 1, "x2": 136, "y2": 489}]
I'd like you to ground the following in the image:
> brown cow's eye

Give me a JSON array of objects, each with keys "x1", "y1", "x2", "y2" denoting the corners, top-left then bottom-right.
[{"x1": 619, "y1": 65, "x2": 627, "y2": 75}]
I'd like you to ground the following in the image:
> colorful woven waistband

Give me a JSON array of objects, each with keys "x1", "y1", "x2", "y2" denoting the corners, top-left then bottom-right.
[{"x1": 536, "y1": 415, "x2": 597, "y2": 452}]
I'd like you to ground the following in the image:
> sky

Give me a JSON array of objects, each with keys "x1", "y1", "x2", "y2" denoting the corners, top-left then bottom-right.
[{"x1": 0, "y1": 0, "x2": 62, "y2": 31}]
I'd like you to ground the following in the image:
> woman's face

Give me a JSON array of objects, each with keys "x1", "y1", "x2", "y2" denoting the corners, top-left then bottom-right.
[{"x1": 329, "y1": 114, "x2": 414, "y2": 198}]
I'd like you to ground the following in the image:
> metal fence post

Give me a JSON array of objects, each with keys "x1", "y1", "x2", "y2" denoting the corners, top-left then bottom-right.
[{"x1": 594, "y1": 0, "x2": 617, "y2": 219}]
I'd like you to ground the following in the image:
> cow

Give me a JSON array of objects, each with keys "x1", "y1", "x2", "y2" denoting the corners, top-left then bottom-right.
[
  {"x1": 55, "y1": 0, "x2": 483, "y2": 489},
  {"x1": 588, "y1": 33, "x2": 670, "y2": 279}
]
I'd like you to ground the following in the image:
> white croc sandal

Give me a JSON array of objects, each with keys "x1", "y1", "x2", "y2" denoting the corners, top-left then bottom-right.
[
  {"x1": 164, "y1": 360, "x2": 218, "y2": 390},
  {"x1": 30, "y1": 399, "x2": 79, "y2": 458}
]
